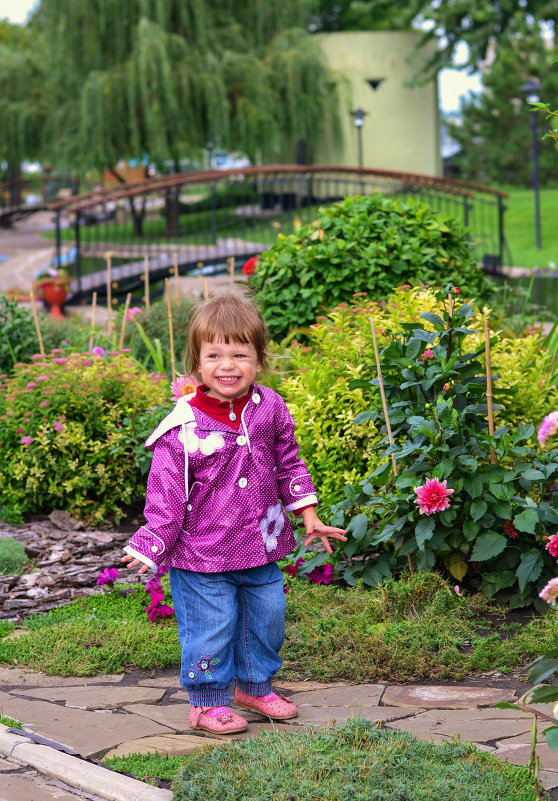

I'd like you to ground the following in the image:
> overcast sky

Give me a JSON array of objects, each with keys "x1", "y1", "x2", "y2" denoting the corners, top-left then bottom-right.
[{"x1": 0, "y1": 0, "x2": 482, "y2": 113}]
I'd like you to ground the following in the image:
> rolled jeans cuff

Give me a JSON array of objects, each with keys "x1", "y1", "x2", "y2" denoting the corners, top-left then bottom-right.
[
  {"x1": 188, "y1": 686, "x2": 231, "y2": 707},
  {"x1": 236, "y1": 678, "x2": 273, "y2": 696}
]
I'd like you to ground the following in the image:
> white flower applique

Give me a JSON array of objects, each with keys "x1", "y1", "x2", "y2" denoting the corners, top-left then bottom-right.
[
  {"x1": 179, "y1": 421, "x2": 225, "y2": 456},
  {"x1": 260, "y1": 504, "x2": 284, "y2": 553}
]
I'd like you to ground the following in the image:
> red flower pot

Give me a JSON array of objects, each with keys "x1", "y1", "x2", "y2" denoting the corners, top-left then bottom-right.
[{"x1": 41, "y1": 281, "x2": 68, "y2": 319}]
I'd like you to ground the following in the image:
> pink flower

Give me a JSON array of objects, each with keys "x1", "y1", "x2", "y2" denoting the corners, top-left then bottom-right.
[
  {"x1": 53, "y1": 358, "x2": 68, "y2": 364},
  {"x1": 96, "y1": 567, "x2": 119, "y2": 586},
  {"x1": 36, "y1": 375, "x2": 48, "y2": 381},
  {"x1": 126, "y1": 306, "x2": 144, "y2": 321},
  {"x1": 307, "y1": 563, "x2": 334, "y2": 585},
  {"x1": 283, "y1": 586, "x2": 291, "y2": 594},
  {"x1": 39, "y1": 400, "x2": 49, "y2": 407},
  {"x1": 546, "y1": 534, "x2": 558, "y2": 559},
  {"x1": 454, "y1": 585, "x2": 460, "y2": 595},
  {"x1": 81, "y1": 360, "x2": 93, "y2": 367},
  {"x1": 92, "y1": 346, "x2": 105, "y2": 356},
  {"x1": 53, "y1": 421, "x2": 65, "y2": 432},
  {"x1": 16, "y1": 428, "x2": 24, "y2": 434},
  {"x1": 171, "y1": 375, "x2": 198, "y2": 402},
  {"x1": 242, "y1": 256, "x2": 258, "y2": 275},
  {"x1": 284, "y1": 564, "x2": 298, "y2": 576},
  {"x1": 538, "y1": 411, "x2": 558, "y2": 446},
  {"x1": 21, "y1": 436, "x2": 34, "y2": 445},
  {"x1": 420, "y1": 349, "x2": 435, "y2": 361},
  {"x1": 26, "y1": 382, "x2": 37, "y2": 389},
  {"x1": 503, "y1": 520, "x2": 518, "y2": 540},
  {"x1": 539, "y1": 577, "x2": 558, "y2": 606},
  {"x1": 414, "y1": 477, "x2": 454, "y2": 515}
]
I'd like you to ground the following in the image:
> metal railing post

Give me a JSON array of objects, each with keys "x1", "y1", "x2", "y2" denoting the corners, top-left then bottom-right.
[
  {"x1": 55, "y1": 209, "x2": 62, "y2": 267},
  {"x1": 74, "y1": 211, "x2": 82, "y2": 298}
]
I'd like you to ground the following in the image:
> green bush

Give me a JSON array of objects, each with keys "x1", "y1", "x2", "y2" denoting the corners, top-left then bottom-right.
[
  {"x1": 251, "y1": 193, "x2": 495, "y2": 341},
  {"x1": 171, "y1": 719, "x2": 540, "y2": 801},
  {"x1": 0, "y1": 350, "x2": 169, "y2": 523},
  {"x1": 0, "y1": 537, "x2": 28, "y2": 575},
  {"x1": 281, "y1": 286, "x2": 558, "y2": 510},
  {"x1": 126, "y1": 296, "x2": 196, "y2": 372},
  {"x1": 321, "y1": 288, "x2": 558, "y2": 604},
  {"x1": 0, "y1": 296, "x2": 39, "y2": 375}
]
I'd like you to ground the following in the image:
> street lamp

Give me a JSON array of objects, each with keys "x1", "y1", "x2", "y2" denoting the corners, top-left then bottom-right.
[
  {"x1": 350, "y1": 108, "x2": 368, "y2": 169},
  {"x1": 520, "y1": 78, "x2": 542, "y2": 250}
]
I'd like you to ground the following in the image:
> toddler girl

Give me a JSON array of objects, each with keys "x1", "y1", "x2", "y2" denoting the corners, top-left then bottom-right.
[{"x1": 122, "y1": 293, "x2": 346, "y2": 734}]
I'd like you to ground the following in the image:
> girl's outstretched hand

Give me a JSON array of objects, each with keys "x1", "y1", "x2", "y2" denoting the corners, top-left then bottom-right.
[
  {"x1": 301, "y1": 507, "x2": 347, "y2": 554},
  {"x1": 121, "y1": 554, "x2": 151, "y2": 574}
]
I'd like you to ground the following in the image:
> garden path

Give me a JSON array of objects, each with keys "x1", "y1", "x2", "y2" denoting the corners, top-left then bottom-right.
[{"x1": 0, "y1": 666, "x2": 557, "y2": 801}]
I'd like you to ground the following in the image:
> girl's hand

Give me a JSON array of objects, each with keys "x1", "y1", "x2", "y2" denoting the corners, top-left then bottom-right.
[
  {"x1": 121, "y1": 554, "x2": 151, "y2": 574},
  {"x1": 301, "y1": 507, "x2": 347, "y2": 554}
]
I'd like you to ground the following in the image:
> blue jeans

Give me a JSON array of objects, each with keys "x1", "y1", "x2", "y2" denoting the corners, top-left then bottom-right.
[{"x1": 169, "y1": 563, "x2": 286, "y2": 707}]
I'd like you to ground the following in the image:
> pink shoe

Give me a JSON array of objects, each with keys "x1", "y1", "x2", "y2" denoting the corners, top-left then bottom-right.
[
  {"x1": 234, "y1": 687, "x2": 298, "y2": 720},
  {"x1": 189, "y1": 705, "x2": 248, "y2": 734}
]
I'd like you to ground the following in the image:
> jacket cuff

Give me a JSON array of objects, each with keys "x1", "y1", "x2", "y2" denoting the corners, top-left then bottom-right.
[
  {"x1": 122, "y1": 545, "x2": 157, "y2": 572},
  {"x1": 127, "y1": 526, "x2": 166, "y2": 565},
  {"x1": 284, "y1": 494, "x2": 318, "y2": 512}
]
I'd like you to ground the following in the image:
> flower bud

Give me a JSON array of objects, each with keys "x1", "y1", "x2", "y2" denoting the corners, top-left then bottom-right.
[{"x1": 443, "y1": 383, "x2": 450, "y2": 392}]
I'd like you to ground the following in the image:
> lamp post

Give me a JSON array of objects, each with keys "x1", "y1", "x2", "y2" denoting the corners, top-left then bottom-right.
[
  {"x1": 520, "y1": 79, "x2": 542, "y2": 250},
  {"x1": 350, "y1": 108, "x2": 368, "y2": 169}
]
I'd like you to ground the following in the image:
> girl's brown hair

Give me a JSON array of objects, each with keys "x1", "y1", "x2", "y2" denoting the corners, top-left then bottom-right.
[{"x1": 185, "y1": 293, "x2": 268, "y2": 374}]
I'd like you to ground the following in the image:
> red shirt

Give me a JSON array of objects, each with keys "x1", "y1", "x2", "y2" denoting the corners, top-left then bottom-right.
[{"x1": 189, "y1": 385, "x2": 251, "y2": 431}]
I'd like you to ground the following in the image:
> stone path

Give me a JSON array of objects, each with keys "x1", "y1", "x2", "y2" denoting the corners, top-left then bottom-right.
[{"x1": 0, "y1": 664, "x2": 557, "y2": 801}]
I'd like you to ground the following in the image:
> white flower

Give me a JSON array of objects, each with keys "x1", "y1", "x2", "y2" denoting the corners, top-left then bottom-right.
[
  {"x1": 179, "y1": 422, "x2": 224, "y2": 456},
  {"x1": 260, "y1": 504, "x2": 284, "y2": 552}
]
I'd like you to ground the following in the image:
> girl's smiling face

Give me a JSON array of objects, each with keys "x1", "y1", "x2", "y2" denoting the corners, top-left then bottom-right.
[{"x1": 199, "y1": 338, "x2": 260, "y2": 402}]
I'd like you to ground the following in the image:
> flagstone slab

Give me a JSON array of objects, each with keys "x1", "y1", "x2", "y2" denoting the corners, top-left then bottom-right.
[
  {"x1": 167, "y1": 692, "x2": 264, "y2": 722},
  {"x1": 0, "y1": 772, "x2": 91, "y2": 801},
  {"x1": 138, "y1": 676, "x2": 182, "y2": 689},
  {"x1": 289, "y1": 684, "x2": 384, "y2": 708},
  {"x1": 492, "y1": 742, "x2": 558, "y2": 772},
  {"x1": 12, "y1": 685, "x2": 165, "y2": 709},
  {"x1": 382, "y1": 685, "x2": 516, "y2": 709},
  {"x1": 274, "y1": 680, "x2": 348, "y2": 693},
  {"x1": 538, "y1": 770, "x2": 558, "y2": 791},
  {"x1": 0, "y1": 667, "x2": 124, "y2": 688},
  {"x1": 0, "y1": 690, "x2": 172, "y2": 757},
  {"x1": 296, "y1": 704, "x2": 418, "y2": 728},
  {"x1": 386, "y1": 708, "x2": 534, "y2": 744},
  {"x1": 123, "y1": 702, "x2": 190, "y2": 730},
  {"x1": 495, "y1": 731, "x2": 547, "y2": 746},
  {"x1": 104, "y1": 732, "x2": 221, "y2": 759}
]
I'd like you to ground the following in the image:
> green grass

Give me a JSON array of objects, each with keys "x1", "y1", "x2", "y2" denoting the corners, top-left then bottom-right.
[
  {"x1": 0, "y1": 713, "x2": 21, "y2": 728},
  {"x1": 103, "y1": 720, "x2": 542, "y2": 800},
  {"x1": 496, "y1": 185, "x2": 558, "y2": 269},
  {"x1": 0, "y1": 573, "x2": 554, "y2": 681},
  {"x1": 0, "y1": 537, "x2": 28, "y2": 575}
]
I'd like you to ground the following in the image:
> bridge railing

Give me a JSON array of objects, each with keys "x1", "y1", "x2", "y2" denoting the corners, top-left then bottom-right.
[{"x1": 50, "y1": 166, "x2": 508, "y2": 305}]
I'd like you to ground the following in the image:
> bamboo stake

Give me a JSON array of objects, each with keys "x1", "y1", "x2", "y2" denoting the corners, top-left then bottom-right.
[
  {"x1": 484, "y1": 319, "x2": 496, "y2": 464},
  {"x1": 144, "y1": 256, "x2": 150, "y2": 311},
  {"x1": 165, "y1": 279, "x2": 176, "y2": 382},
  {"x1": 88, "y1": 291, "x2": 97, "y2": 352},
  {"x1": 204, "y1": 278, "x2": 209, "y2": 299},
  {"x1": 173, "y1": 254, "x2": 180, "y2": 298},
  {"x1": 119, "y1": 292, "x2": 132, "y2": 350},
  {"x1": 227, "y1": 257, "x2": 235, "y2": 284},
  {"x1": 371, "y1": 317, "x2": 415, "y2": 573},
  {"x1": 105, "y1": 252, "x2": 113, "y2": 339},
  {"x1": 29, "y1": 287, "x2": 45, "y2": 356},
  {"x1": 448, "y1": 291, "x2": 454, "y2": 318}
]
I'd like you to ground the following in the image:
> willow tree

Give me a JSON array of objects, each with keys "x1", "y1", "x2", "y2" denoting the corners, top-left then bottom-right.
[{"x1": 30, "y1": 0, "x2": 339, "y2": 175}]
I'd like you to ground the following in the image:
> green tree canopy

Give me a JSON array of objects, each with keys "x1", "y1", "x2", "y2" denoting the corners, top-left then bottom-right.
[{"x1": 20, "y1": 0, "x2": 340, "y2": 175}]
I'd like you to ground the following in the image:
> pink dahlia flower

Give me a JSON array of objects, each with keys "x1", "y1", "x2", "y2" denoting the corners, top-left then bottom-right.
[
  {"x1": 420, "y1": 349, "x2": 435, "y2": 361},
  {"x1": 539, "y1": 577, "x2": 558, "y2": 607},
  {"x1": 538, "y1": 411, "x2": 558, "y2": 446},
  {"x1": 171, "y1": 375, "x2": 198, "y2": 402},
  {"x1": 546, "y1": 534, "x2": 558, "y2": 559},
  {"x1": 414, "y1": 477, "x2": 454, "y2": 515}
]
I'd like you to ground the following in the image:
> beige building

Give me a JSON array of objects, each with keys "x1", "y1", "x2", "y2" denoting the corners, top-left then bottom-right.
[{"x1": 316, "y1": 31, "x2": 442, "y2": 177}]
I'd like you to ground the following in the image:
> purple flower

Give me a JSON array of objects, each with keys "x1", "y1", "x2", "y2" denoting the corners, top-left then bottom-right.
[
  {"x1": 53, "y1": 421, "x2": 65, "y2": 432},
  {"x1": 145, "y1": 578, "x2": 162, "y2": 594},
  {"x1": 92, "y1": 346, "x2": 105, "y2": 356},
  {"x1": 96, "y1": 567, "x2": 120, "y2": 587},
  {"x1": 21, "y1": 436, "x2": 34, "y2": 445},
  {"x1": 307, "y1": 563, "x2": 334, "y2": 585},
  {"x1": 538, "y1": 411, "x2": 558, "y2": 446},
  {"x1": 121, "y1": 588, "x2": 135, "y2": 596}
]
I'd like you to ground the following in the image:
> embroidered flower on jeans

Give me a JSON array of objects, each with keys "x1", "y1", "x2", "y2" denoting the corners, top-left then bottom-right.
[
  {"x1": 179, "y1": 422, "x2": 225, "y2": 456},
  {"x1": 188, "y1": 653, "x2": 221, "y2": 681},
  {"x1": 260, "y1": 504, "x2": 284, "y2": 552}
]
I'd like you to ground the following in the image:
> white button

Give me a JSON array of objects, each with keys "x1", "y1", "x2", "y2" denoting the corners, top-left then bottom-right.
[
  {"x1": 238, "y1": 477, "x2": 248, "y2": 488},
  {"x1": 294, "y1": 484, "x2": 301, "y2": 491},
  {"x1": 236, "y1": 435, "x2": 247, "y2": 446},
  {"x1": 187, "y1": 504, "x2": 192, "y2": 511},
  {"x1": 252, "y1": 393, "x2": 261, "y2": 404},
  {"x1": 151, "y1": 545, "x2": 158, "y2": 553}
]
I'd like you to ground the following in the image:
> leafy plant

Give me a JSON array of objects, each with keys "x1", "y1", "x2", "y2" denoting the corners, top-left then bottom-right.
[
  {"x1": 0, "y1": 350, "x2": 168, "y2": 523},
  {"x1": 319, "y1": 287, "x2": 558, "y2": 602},
  {"x1": 0, "y1": 537, "x2": 28, "y2": 575},
  {"x1": 0, "y1": 295, "x2": 39, "y2": 375},
  {"x1": 125, "y1": 296, "x2": 195, "y2": 372},
  {"x1": 251, "y1": 193, "x2": 495, "y2": 342}
]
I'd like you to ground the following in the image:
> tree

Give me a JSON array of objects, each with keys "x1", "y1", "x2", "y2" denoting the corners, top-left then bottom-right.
[
  {"x1": 446, "y1": 16, "x2": 558, "y2": 186},
  {"x1": 26, "y1": 0, "x2": 339, "y2": 176}
]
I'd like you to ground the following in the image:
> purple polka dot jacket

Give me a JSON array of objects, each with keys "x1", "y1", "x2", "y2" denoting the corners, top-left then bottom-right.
[{"x1": 123, "y1": 384, "x2": 318, "y2": 573}]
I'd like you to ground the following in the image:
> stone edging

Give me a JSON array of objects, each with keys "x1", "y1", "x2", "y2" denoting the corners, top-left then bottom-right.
[{"x1": 0, "y1": 724, "x2": 172, "y2": 801}]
